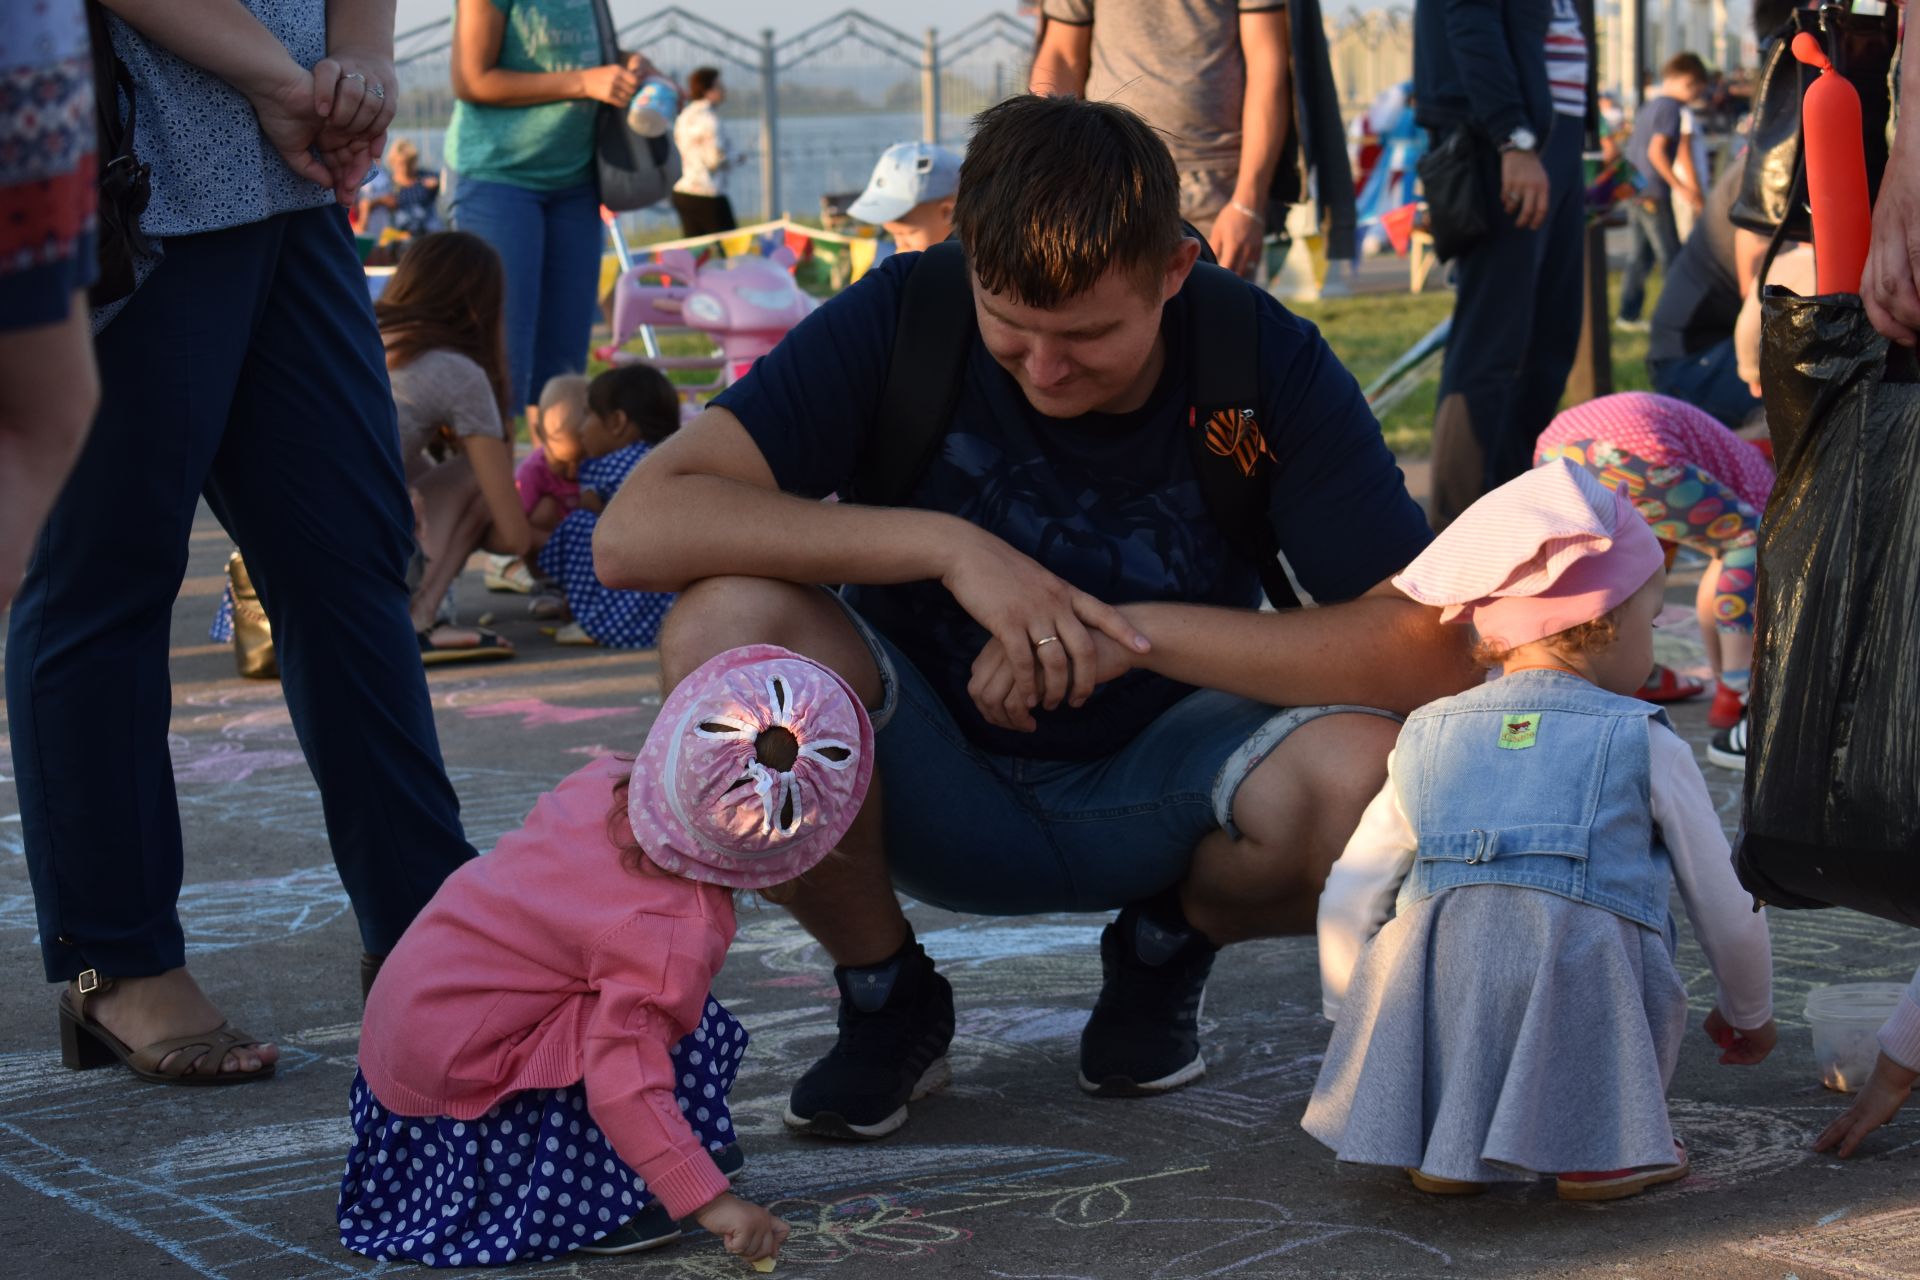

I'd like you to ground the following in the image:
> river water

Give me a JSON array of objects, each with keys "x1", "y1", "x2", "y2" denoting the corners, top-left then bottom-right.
[{"x1": 398, "y1": 110, "x2": 978, "y2": 230}]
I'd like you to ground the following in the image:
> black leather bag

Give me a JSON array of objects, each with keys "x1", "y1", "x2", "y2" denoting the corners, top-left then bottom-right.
[
  {"x1": 1416, "y1": 127, "x2": 1491, "y2": 263},
  {"x1": 1730, "y1": 2, "x2": 1896, "y2": 238},
  {"x1": 84, "y1": 0, "x2": 151, "y2": 306},
  {"x1": 585, "y1": 0, "x2": 678, "y2": 212}
]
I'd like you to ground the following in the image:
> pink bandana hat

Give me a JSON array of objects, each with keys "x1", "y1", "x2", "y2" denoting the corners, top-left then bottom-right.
[
  {"x1": 629, "y1": 645, "x2": 874, "y2": 891},
  {"x1": 1392, "y1": 458, "x2": 1665, "y2": 650}
]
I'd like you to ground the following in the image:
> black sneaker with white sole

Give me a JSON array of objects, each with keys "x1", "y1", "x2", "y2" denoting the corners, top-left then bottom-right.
[
  {"x1": 785, "y1": 934, "x2": 954, "y2": 1140},
  {"x1": 1707, "y1": 715, "x2": 1748, "y2": 772},
  {"x1": 575, "y1": 1201, "x2": 682, "y2": 1255},
  {"x1": 1078, "y1": 900, "x2": 1217, "y2": 1097}
]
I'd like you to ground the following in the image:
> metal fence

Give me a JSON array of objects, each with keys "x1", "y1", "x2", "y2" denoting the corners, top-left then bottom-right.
[{"x1": 391, "y1": 6, "x2": 1035, "y2": 224}]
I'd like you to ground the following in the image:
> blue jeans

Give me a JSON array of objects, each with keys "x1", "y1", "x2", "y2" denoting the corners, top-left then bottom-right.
[
  {"x1": 1647, "y1": 337, "x2": 1763, "y2": 429},
  {"x1": 1619, "y1": 195, "x2": 1682, "y2": 322},
  {"x1": 837, "y1": 599, "x2": 1396, "y2": 916},
  {"x1": 6, "y1": 207, "x2": 476, "y2": 980},
  {"x1": 449, "y1": 176, "x2": 602, "y2": 412}
]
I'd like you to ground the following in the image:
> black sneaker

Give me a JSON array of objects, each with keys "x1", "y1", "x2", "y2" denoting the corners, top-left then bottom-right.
[
  {"x1": 784, "y1": 935, "x2": 954, "y2": 1140},
  {"x1": 575, "y1": 1201, "x2": 681, "y2": 1255},
  {"x1": 1707, "y1": 715, "x2": 1748, "y2": 772},
  {"x1": 1078, "y1": 901, "x2": 1217, "y2": 1097}
]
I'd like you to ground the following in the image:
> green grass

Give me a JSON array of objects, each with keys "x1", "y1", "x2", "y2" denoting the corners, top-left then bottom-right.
[{"x1": 1294, "y1": 271, "x2": 1660, "y2": 457}]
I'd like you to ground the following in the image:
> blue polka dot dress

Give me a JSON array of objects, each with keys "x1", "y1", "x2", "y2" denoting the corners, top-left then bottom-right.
[
  {"x1": 338, "y1": 997, "x2": 746, "y2": 1267},
  {"x1": 534, "y1": 442, "x2": 674, "y2": 649}
]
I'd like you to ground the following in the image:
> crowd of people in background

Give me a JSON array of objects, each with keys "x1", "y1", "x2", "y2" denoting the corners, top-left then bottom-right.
[{"x1": 4, "y1": 0, "x2": 1919, "y2": 1272}]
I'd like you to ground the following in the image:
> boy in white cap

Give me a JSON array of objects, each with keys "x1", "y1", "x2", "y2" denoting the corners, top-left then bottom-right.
[{"x1": 847, "y1": 141, "x2": 963, "y2": 252}]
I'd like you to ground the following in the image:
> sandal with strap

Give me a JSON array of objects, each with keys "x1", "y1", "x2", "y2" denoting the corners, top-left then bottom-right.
[
  {"x1": 417, "y1": 625, "x2": 515, "y2": 667},
  {"x1": 58, "y1": 971, "x2": 276, "y2": 1086},
  {"x1": 1635, "y1": 663, "x2": 1706, "y2": 705}
]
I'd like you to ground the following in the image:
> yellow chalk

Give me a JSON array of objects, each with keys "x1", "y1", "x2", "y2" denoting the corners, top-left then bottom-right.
[{"x1": 749, "y1": 1258, "x2": 776, "y2": 1273}]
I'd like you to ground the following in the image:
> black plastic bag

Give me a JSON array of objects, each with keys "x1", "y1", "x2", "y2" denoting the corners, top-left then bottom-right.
[{"x1": 1735, "y1": 290, "x2": 1920, "y2": 928}]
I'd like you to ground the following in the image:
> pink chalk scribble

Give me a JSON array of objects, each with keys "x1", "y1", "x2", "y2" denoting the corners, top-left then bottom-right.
[{"x1": 461, "y1": 699, "x2": 635, "y2": 729}]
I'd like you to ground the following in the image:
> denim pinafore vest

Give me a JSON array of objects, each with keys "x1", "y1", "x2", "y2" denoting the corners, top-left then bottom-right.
[{"x1": 1392, "y1": 669, "x2": 1675, "y2": 933}]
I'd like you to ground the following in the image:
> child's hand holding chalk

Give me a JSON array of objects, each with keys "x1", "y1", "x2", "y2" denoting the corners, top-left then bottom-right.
[{"x1": 694, "y1": 1192, "x2": 789, "y2": 1268}]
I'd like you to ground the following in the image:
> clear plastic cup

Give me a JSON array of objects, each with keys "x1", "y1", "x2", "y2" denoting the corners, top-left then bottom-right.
[{"x1": 1804, "y1": 983, "x2": 1906, "y2": 1092}]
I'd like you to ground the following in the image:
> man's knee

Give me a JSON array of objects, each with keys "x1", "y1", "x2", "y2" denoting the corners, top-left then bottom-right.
[
  {"x1": 1230, "y1": 712, "x2": 1401, "y2": 891},
  {"x1": 658, "y1": 576, "x2": 882, "y2": 706}
]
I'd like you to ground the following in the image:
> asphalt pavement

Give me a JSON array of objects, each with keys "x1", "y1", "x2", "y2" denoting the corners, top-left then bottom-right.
[{"x1": 0, "y1": 505, "x2": 1914, "y2": 1280}]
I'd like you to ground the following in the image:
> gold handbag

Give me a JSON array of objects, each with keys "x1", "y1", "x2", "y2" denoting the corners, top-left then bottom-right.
[{"x1": 226, "y1": 552, "x2": 279, "y2": 680}]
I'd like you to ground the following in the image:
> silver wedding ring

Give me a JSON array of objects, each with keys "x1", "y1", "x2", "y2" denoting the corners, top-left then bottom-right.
[
  {"x1": 342, "y1": 71, "x2": 366, "y2": 83},
  {"x1": 370, "y1": 82, "x2": 386, "y2": 100},
  {"x1": 1033, "y1": 636, "x2": 1060, "y2": 649}
]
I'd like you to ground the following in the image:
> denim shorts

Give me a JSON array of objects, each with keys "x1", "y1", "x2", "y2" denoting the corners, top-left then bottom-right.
[{"x1": 835, "y1": 598, "x2": 1396, "y2": 916}]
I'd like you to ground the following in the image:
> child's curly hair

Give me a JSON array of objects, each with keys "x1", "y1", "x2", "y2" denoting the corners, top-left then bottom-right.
[{"x1": 1471, "y1": 610, "x2": 1622, "y2": 669}]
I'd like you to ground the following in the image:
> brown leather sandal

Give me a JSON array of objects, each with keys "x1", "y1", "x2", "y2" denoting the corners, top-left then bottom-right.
[{"x1": 57, "y1": 971, "x2": 276, "y2": 1086}]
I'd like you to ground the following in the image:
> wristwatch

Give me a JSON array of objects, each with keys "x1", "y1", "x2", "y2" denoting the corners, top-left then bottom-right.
[{"x1": 1499, "y1": 126, "x2": 1539, "y2": 153}]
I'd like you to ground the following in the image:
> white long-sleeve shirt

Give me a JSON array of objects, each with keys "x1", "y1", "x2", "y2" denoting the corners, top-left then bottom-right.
[
  {"x1": 672, "y1": 99, "x2": 728, "y2": 198},
  {"x1": 1318, "y1": 722, "x2": 1774, "y2": 1029}
]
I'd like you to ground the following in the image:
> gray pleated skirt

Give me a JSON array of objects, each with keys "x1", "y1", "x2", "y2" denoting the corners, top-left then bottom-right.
[{"x1": 1301, "y1": 884, "x2": 1689, "y2": 1183}]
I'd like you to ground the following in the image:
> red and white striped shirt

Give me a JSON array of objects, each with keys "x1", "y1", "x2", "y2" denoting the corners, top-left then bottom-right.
[{"x1": 1546, "y1": 0, "x2": 1590, "y2": 119}]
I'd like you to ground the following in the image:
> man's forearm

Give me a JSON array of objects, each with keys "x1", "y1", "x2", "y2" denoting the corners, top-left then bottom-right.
[
  {"x1": 1122, "y1": 595, "x2": 1477, "y2": 714},
  {"x1": 1233, "y1": 12, "x2": 1290, "y2": 209},
  {"x1": 99, "y1": 0, "x2": 304, "y2": 100},
  {"x1": 597, "y1": 474, "x2": 976, "y2": 595},
  {"x1": 328, "y1": 0, "x2": 395, "y2": 57}
]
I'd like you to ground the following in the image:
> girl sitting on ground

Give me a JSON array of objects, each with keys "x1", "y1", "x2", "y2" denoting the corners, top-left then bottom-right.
[
  {"x1": 484, "y1": 374, "x2": 588, "y2": 597},
  {"x1": 1303, "y1": 460, "x2": 1775, "y2": 1201},
  {"x1": 378, "y1": 231, "x2": 534, "y2": 663},
  {"x1": 537, "y1": 365, "x2": 682, "y2": 647},
  {"x1": 345, "y1": 645, "x2": 872, "y2": 1266}
]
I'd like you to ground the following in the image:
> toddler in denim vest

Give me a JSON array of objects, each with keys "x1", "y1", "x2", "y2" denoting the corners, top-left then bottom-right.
[{"x1": 1302, "y1": 460, "x2": 1775, "y2": 1201}]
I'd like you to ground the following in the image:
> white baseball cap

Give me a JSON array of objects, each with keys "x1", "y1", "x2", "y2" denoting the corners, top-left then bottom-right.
[{"x1": 847, "y1": 142, "x2": 963, "y2": 225}]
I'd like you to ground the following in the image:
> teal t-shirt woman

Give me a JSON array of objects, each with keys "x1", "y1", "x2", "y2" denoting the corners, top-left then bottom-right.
[{"x1": 448, "y1": 0, "x2": 647, "y2": 415}]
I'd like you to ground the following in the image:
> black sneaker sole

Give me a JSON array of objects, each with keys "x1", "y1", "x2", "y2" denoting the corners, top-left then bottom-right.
[
  {"x1": 575, "y1": 1227, "x2": 683, "y2": 1255},
  {"x1": 1704, "y1": 743, "x2": 1747, "y2": 772},
  {"x1": 1077, "y1": 1052, "x2": 1206, "y2": 1098},
  {"x1": 783, "y1": 1057, "x2": 951, "y2": 1140}
]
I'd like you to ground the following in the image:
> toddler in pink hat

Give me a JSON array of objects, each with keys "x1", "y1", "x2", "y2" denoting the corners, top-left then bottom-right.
[
  {"x1": 343, "y1": 646, "x2": 872, "y2": 1269},
  {"x1": 1302, "y1": 460, "x2": 1775, "y2": 1201}
]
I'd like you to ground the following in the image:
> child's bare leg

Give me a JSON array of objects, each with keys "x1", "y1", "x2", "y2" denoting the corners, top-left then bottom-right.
[{"x1": 1695, "y1": 561, "x2": 1723, "y2": 678}]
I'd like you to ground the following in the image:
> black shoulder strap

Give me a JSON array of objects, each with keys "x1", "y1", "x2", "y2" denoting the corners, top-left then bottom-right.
[
  {"x1": 1183, "y1": 263, "x2": 1301, "y2": 611},
  {"x1": 857, "y1": 240, "x2": 975, "y2": 506}
]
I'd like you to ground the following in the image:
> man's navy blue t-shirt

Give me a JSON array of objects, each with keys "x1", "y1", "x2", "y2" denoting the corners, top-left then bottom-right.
[{"x1": 713, "y1": 253, "x2": 1432, "y2": 761}]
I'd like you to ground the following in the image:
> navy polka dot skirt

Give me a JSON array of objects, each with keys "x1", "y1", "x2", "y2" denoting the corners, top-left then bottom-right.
[{"x1": 338, "y1": 997, "x2": 746, "y2": 1267}]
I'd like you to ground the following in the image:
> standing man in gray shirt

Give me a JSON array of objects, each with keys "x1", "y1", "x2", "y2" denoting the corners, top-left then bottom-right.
[{"x1": 1031, "y1": 1, "x2": 1290, "y2": 278}]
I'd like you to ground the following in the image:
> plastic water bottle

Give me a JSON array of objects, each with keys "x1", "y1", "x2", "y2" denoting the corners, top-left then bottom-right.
[{"x1": 627, "y1": 77, "x2": 680, "y2": 138}]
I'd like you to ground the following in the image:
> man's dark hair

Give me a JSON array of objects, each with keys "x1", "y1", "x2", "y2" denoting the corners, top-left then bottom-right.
[
  {"x1": 953, "y1": 94, "x2": 1182, "y2": 308},
  {"x1": 1663, "y1": 52, "x2": 1711, "y2": 83},
  {"x1": 688, "y1": 66, "x2": 721, "y2": 99}
]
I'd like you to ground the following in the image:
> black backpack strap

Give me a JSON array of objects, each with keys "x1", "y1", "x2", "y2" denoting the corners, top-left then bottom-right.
[
  {"x1": 1183, "y1": 261, "x2": 1301, "y2": 610},
  {"x1": 855, "y1": 240, "x2": 975, "y2": 506}
]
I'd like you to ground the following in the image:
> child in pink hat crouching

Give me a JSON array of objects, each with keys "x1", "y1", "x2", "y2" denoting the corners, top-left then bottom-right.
[
  {"x1": 1301, "y1": 460, "x2": 1776, "y2": 1201},
  {"x1": 342, "y1": 646, "x2": 873, "y2": 1267}
]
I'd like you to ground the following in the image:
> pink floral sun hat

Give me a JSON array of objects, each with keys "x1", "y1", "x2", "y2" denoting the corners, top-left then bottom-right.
[{"x1": 629, "y1": 645, "x2": 874, "y2": 890}]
